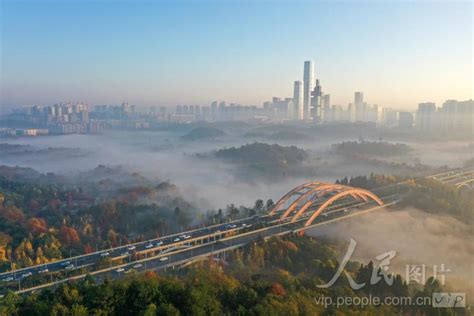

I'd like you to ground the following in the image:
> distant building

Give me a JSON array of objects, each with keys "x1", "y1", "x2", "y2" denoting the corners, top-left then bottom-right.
[
  {"x1": 416, "y1": 102, "x2": 437, "y2": 131},
  {"x1": 293, "y1": 81, "x2": 304, "y2": 120},
  {"x1": 354, "y1": 92, "x2": 365, "y2": 121},
  {"x1": 303, "y1": 61, "x2": 314, "y2": 120},
  {"x1": 382, "y1": 108, "x2": 398, "y2": 127},
  {"x1": 311, "y1": 79, "x2": 322, "y2": 120},
  {"x1": 267, "y1": 97, "x2": 293, "y2": 119},
  {"x1": 398, "y1": 111, "x2": 414, "y2": 129},
  {"x1": 321, "y1": 94, "x2": 331, "y2": 122}
]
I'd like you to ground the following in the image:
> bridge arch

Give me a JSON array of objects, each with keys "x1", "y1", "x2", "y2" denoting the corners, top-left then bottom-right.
[{"x1": 270, "y1": 181, "x2": 384, "y2": 227}]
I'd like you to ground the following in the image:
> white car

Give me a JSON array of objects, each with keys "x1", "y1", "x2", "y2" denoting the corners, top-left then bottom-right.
[
  {"x1": 127, "y1": 245, "x2": 136, "y2": 251},
  {"x1": 124, "y1": 269, "x2": 133, "y2": 274},
  {"x1": 159, "y1": 257, "x2": 168, "y2": 262},
  {"x1": 116, "y1": 268, "x2": 125, "y2": 273},
  {"x1": 38, "y1": 268, "x2": 49, "y2": 274},
  {"x1": 156, "y1": 241, "x2": 163, "y2": 246},
  {"x1": 132, "y1": 263, "x2": 143, "y2": 269},
  {"x1": 65, "y1": 264, "x2": 75, "y2": 270},
  {"x1": 183, "y1": 235, "x2": 191, "y2": 239},
  {"x1": 121, "y1": 251, "x2": 130, "y2": 256},
  {"x1": 100, "y1": 252, "x2": 110, "y2": 257},
  {"x1": 227, "y1": 224, "x2": 237, "y2": 229},
  {"x1": 2, "y1": 276, "x2": 14, "y2": 282},
  {"x1": 145, "y1": 244, "x2": 154, "y2": 249},
  {"x1": 21, "y1": 272, "x2": 33, "y2": 278},
  {"x1": 173, "y1": 238, "x2": 180, "y2": 242}
]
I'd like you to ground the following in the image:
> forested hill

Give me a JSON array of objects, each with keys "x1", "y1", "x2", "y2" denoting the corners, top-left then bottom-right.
[{"x1": 0, "y1": 235, "x2": 461, "y2": 315}]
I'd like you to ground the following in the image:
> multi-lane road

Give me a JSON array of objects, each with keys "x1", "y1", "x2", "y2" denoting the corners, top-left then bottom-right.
[
  {"x1": 1, "y1": 168, "x2": 471, "y2": 295},
  {"x1": 1, "y1": 192, "x2": 400, "y2": 295}
]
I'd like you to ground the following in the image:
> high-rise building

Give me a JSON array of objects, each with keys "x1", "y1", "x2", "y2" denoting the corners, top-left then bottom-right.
[
  {"x1": 416, "y1": 102, "x2": 436, "y2": 131},
  {"x1": 398, "y1": 111, "x2": 414, "y2": 129},
  {"x1": 354, "y1": 92, "x2": 365, "y2": 121},
  {"x1": 293, "y1": 81, "x2": 304, "y2": 120},
  {"x1": 321, "y1": 94, "x2": 331, "y2": 122},
  {"x1": 311, "y1": 79, "x2": 322, "y2": 120},
  {"x1": 303, "y1": 61, "x2": 314, "y2": 120}
]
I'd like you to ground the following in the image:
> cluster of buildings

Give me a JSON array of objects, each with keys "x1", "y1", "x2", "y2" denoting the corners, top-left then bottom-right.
[
  {"x1": 251, "y1": 61, "x2": 385, "y2": 124},
  {"x1": 415, "y1": 100, "x2": 473, "y2": 135},
  {"x1": 6, "y1": 102, "x2": 103, "y2": 134},
  {"x1": 1, "y1": 60, "x2": 472, "y2": 137}
]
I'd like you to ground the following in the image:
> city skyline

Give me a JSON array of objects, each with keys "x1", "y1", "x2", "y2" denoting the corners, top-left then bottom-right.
[{"x1": 1, "y1": 0, "x2": 472, "y2": 111}]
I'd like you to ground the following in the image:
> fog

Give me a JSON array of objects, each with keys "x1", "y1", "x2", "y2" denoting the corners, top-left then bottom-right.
[
  {"x1": 308, "y1": 207, "x2": 474, "y2": 298},
  {"x1": 0, "y1": 125, "x2": 470, "y2": 210},
  {"x1": 1, "y1": 123, "x2": 472, "y2": 298}
]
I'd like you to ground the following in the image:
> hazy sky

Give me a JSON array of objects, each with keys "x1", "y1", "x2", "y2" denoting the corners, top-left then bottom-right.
[{"x1": 1, "y1": 0, "x2": 472, "y2": 110}]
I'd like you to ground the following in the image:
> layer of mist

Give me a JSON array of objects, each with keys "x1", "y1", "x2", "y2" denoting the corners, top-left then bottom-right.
[
  {"x1": 308, "y1": 207, "x2": 474, "y2": 299},
  {"x1": 0, "y1": 124, "x2": 470, "y2": 210}
]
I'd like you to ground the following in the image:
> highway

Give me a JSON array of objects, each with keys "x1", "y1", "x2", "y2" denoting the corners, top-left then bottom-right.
[
  {"x1": 1, "y1": 192, "x2": 399, "y2": 295},
  {"x1": 1, "y1": 168, "x2": 471, "y2": 295}
]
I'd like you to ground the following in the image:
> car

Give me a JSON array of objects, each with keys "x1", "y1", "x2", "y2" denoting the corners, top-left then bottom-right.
[
  {"x1": 21, "y1": 272, "x2": 33, "y2": 278},
  {"x1": 116, "y1": 268, "x2": 125, "y2": 273},
  {"x1": 145, "y1": 244, "x2": 154, "y2": 249},
  {"x1": 179, "y1": 235, "x2": 186, "y2": 238},
  {"x1": 241, "y1": 223, "x2": 247, "y2": 227},
  {"x1": 127, "y1": 245, "x2": 136, "y2": 251},
  {"x1": 227, "y1": 224, "x2": 237, "y2": 229},
  {"x1": 121, "y1": 251, "x2": 130, "y2": 256},
  {"x1": 65, "y1": 264, "x2": 75, "y2": 270},
  {"x1": 159, "y1": 257, "x2": 168, "y2": 262},
  {"x1": 38, "y1": 268, "x2": 49, "y2": 274},
  {"x1": 173, "y1": 238, "x2": 180, "y2": 242},
  {"x1": 124, "y1": 269, "x2": 133, "y2": 274},
  {"x1": 100, "y1": 252, "x2": 110, "y2": 257},
  {"x1": 215, "y1": 230, "x2": 221, "y2": 233},
  {"x1": 343, "y1": 208, "x2": 348, "y2": 213},
  {"x1": 132, "y1": 263, "x2": 143, "y2": 269},
  {"x1": 156, "y1": 241, "x2": 163, "y2": 246},
  {"x1": 2, "y1": 276, "x2": 14, "y2": 282},
  {"x1": 60, "y1": 260, "x2": 71, "y2": 267},
  {"x1": 183, "y1": 235, "x2": 191, "y2": 239}
]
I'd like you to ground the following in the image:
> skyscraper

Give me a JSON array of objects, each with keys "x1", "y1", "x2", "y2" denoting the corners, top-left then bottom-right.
[
  {"x1": 303, "y1": 61, "x2": 314, "y2": 120},
  {"x1": 293, "y1": 81, "x2": 304, "y2": 120},
  {"x1": 311, "y1": 79, "x2": 322, "y2": 120},
  {"x1": 416, "y1": 102, "x2": 436, "y2": 131},
  {"x1": 321, "y1": 94, "x2": 331, "y2": 122},
  {"x1": 354, "y1": 92, "x2": 365, "y2": 121}
]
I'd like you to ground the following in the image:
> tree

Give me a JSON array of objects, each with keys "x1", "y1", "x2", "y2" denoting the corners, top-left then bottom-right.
[
  {"x1": 265, "y1": 199, "x2": 274, "y2": 211},
  {"x1": 253, "y1": 200, "x2": 264, "y2": 214},
  {"x1": 60, "y1": 226, "x2": 80, "y2": 246},
  {"x1": 226, "y1": 204, "x2": 239, "y2": 220},
  {"x1": 27, "y1": 217, "x2": 48, "y2": 235}
]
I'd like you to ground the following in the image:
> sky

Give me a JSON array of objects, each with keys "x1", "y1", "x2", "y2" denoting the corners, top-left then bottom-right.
[{"x1": 0, "y1": 0, "x2": 473, "y2": 111}]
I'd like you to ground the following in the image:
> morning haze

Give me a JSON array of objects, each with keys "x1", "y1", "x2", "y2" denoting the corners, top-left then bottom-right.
[{"x1": 0, "y1": 0, "x2": 472, "y2": 315}]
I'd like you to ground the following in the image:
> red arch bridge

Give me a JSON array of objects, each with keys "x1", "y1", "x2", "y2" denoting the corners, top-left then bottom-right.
[
  {"x1": 3, "y1": 181, "x2": 393, "y2": 295},
  {"x1": 269, "y1": 181, "x2": 385, "y2": 227}
]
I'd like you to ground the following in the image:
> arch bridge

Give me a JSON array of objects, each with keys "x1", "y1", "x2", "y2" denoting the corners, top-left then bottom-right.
[{"x1": 269, "y1": 181, "x2": 384, "y2": 227}]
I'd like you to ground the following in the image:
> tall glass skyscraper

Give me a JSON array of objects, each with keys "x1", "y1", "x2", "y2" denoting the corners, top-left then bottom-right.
[{"x1": 303, "y1": 60, "x2": 314, "y2": 120}]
